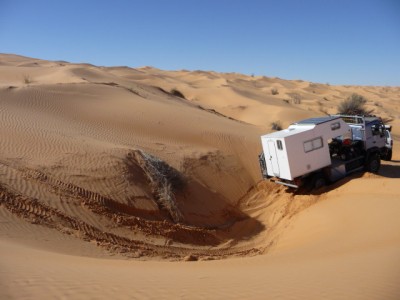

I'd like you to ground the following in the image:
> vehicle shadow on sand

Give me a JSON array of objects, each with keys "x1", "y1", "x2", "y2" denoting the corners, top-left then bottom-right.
[
  {"x1": 379, "y1": 161, "x2": 400, "y2": 178},
  {"x1": 293, "y1": 161, "x2": 400, "y2": 196}
]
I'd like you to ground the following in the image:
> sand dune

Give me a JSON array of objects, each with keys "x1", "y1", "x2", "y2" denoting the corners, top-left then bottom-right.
[{"x1": 0, "y1": 53, "x2": 399, "y2": 299}]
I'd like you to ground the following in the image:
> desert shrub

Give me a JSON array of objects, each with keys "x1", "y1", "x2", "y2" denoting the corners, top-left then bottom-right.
[
  {"x1": 271, "y1": 121, "x2": 283, "y2": 131},
  {"x1": 337, "y1": 93, "x2": 372, "y2": 115},
  {"x1": 289, "y1": 93, "x2": 301, "y2": 104},
  {"x1": 133, "y1": 150, "x2": 184, "y2": 223},
  {"x1": 170, "y1": 88, "x2": 186, "y2": 99},
  {"x1": 271, "y1": 88, "x2": 279, "y2": 95},
  {"x1": 23, "y1": 75, "x2": 32, "y2": 84}
]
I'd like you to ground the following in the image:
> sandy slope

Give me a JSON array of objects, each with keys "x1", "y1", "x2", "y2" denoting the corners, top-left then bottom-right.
[{"x1": 0, "y1": 53, "x2": 399, "y2": 299}]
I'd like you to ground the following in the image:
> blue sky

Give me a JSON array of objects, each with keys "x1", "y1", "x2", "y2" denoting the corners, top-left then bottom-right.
[{"x1": 1, "y1": 0, "x2": 399, "y2": 85}]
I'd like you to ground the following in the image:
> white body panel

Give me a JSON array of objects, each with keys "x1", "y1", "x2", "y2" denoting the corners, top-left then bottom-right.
[
  {"x1": 261, "y1": 117, "x2": 351, "y2": 181},
  {"x1": 364, "y1": 123, "x2": 386, "y2": 149}
]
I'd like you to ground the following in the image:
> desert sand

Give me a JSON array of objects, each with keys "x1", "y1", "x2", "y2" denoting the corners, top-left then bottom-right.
[{"x1": 0, "y1": 53, "x2": 399, "y2": 299}]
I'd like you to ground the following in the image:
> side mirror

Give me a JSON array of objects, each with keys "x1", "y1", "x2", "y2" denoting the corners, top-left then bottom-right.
[
  {"x1": 379, "y1": 125, "x2": 385, "y2": 137},
  {"x1": 371, "y1": 125, "x2": 379, "y2": 136}
]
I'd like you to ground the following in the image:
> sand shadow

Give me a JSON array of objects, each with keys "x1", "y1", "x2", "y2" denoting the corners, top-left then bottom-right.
[
  {"x1": 293, "y1": 161, "x2": 400, "y2": 196},
  {"x1": 124, "y1": 150, "x2": 265, "y2": 246},
  {"x1": 379, "y1": 162, "x2": 400, "y2": 178}
]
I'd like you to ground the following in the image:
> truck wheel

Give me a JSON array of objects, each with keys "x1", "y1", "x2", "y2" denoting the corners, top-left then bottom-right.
[
  {"x1": 312, "y1": 174, "x2": 326, "y2": 189},
  {"x1": 383, "y1": 149, "x2": 392, "y2": 161},
  {"x1": 366, "y1": 154, "x2": 380, "y2": 173}
]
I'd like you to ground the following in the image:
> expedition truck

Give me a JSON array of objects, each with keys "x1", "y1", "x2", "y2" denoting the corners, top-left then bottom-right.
[{"x1": 259, "y1": 115, "x2": 391, "y2": 189}]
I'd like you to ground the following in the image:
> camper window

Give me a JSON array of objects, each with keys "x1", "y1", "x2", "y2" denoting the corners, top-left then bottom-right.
[
  {"x1": 277, "y1": 140, "x2": 283, "y2": 150},
  {"x1": 313, "y1": 137, "x2": 323, "y2": 149},
  {"x1": 304, "y1": 137, "x2": 323, "y2": 153},
  {"x1": 304, "y1": 141, "x2": 313, "y2": 152}
]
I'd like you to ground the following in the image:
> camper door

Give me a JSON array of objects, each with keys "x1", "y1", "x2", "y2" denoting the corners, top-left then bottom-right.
[{"x1": 266, "y1": 139, "x2": 280, "y2": 177}]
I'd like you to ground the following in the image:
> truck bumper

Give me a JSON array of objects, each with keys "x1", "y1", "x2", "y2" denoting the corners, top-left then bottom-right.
[
  {"x1": 269, "y1": 177, "x2": 302, "y2": 189},
  {"x1": 275, "y1": 180, "x2": 299, "y2": 189}
]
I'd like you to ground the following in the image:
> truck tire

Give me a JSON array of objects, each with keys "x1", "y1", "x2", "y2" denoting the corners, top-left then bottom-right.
[
  {"x1": 366, "y1": 154, "x2": 380, "y2": 173},
  {"x1": 383, "y1": 149, "x2": 392, "y2": 161},
  {"x1": 311, "y1": 173, "x2": 326, "y2": 189}
]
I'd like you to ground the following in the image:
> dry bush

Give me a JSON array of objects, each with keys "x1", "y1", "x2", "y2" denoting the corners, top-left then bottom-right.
[
  {"x1": 23, "y1": 75, "x2": 32, "y2": 84},
  {"x1": 133, "y1": 150, "x2": 184, "y2": 223},
  {"x1": 271, "y1": 121, "x2": 283, "y2": 131},
  {"x1": 289, "y1": 93, "x2": 301, "y2": 104},
  {"x1": 337, "y1": 93, "x2": 373, "y2": 115},
  {"x1": 271, "y1": 87, "x2": 279, "y2": 95}
]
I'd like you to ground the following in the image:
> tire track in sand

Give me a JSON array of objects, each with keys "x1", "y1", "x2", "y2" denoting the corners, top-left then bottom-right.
[{"x1": 0, "y1": 164, "x2": 264, "y2": 260}]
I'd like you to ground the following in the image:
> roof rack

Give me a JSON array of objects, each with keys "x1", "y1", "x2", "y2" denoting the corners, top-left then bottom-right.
[
  {"x1": 331, "y1": 114, "x2": 382, "y2": 125},
  {"x1": 331, "y1": 114, "x2": 364, "y2": 124}
]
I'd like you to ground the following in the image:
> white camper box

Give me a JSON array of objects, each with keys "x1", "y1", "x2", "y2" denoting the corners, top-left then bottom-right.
[{"x1": 261, "y1": 116, "x2": 351, "y2": 181}]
